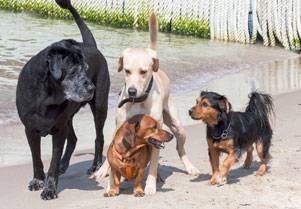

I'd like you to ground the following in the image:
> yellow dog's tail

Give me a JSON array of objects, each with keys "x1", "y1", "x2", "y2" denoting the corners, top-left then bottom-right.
[{"x1": 149, "y1": 13, "x2": 158, "y2": 50}]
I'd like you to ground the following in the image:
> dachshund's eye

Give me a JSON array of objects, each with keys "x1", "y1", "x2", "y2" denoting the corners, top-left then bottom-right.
[
  {"x1": 125, "y1": 69, "x2": 131, "y2": 75},
  {"x1": 140, "y1": 70, "x2": 147, "y2": 75}
]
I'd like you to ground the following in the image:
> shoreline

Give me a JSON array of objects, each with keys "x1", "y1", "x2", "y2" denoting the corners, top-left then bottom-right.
[{"x1": 0, "y1": 90, "x2": 300, "y2": 209}]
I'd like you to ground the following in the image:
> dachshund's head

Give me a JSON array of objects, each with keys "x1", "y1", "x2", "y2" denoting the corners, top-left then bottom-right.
[
  {"x1": 46, "y1": 40, "x2": 95, "y2": 102},
  {"x1": 189, "y1": 91, "x2": 232, "y2": 126},
  {"x1": 120, "y1": 115, "x2": 173, "y2": 149}
]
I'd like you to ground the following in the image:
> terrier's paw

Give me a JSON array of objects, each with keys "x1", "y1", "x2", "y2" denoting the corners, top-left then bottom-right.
[
  {"x1": 40, "y1": 188, "x2": 58, "y2": 200},
  {"x1": 104, "y1": 190, "x2": 118, "y2": 197},
  {"x1": 28, "y1": 178, "x2": 44, "y2": 191}
]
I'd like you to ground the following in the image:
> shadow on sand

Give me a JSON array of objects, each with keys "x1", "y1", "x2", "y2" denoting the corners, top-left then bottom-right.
[{"x1": 190, "y1": 161, "x2": 268, "y2": 185}]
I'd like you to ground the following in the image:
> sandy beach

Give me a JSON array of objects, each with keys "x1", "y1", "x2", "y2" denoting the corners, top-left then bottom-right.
[{"x1": 0, "y1": 90, "x2": 300, "y2": 209}]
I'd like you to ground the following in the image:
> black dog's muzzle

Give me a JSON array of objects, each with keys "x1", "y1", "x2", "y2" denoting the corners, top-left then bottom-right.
[{"x1": 118, "y1": 76, "x2": 154, "y2": 108}]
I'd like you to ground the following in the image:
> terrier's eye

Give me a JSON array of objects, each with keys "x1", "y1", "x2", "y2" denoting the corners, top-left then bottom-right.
[
  {"x1": 140, "y1": 70, "x2": 147, "y2": 75},
  {"x1": 201, "y1": 103, "x2": 208, "y2": 108},
  {"x1": 125, "y1": 69, "x2": 131, "y2": 75}
]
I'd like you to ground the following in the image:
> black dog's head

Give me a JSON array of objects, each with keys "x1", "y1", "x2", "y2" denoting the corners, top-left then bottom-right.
[
  {"x1": 189, "y1": 91, "x2": 232, "y2": 126},
  {"x1": 46, "y1": 40, "x2": 95, "y2": 103}
]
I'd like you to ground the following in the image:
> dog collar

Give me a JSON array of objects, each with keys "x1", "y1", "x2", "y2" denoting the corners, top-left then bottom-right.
[
  {"x1": 118, "y1": 76, "x2": 154, "y2": 108},
  {"x1": 212, "y1": 120, "x2": 232, "y2": 140}
]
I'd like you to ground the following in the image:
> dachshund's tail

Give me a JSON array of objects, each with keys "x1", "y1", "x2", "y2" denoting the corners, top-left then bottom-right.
[
  {"x1": 55, "y1": 0, "x2": 97, "y2": 48},
  {"x1": 149, "y1": 13, "x2": 158, "y2": 50}
]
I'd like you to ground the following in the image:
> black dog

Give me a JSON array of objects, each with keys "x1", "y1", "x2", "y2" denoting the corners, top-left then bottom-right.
[
  {"x1": 16, "y1": 0, "x2": 110, "y2": 200},
  {"x1": 189, "y1": 91, "x2": 273, "y2": 185}
]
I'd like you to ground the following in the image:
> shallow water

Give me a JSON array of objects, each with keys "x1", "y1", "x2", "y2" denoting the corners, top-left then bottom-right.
[{"x1": 1, "y1": 10, "x2": 301, "y2": 166}]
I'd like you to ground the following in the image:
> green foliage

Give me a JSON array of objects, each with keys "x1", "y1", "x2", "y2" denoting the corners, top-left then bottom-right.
[{"x1": 0, "y1": 0, "x2": 210, "y2": 38}]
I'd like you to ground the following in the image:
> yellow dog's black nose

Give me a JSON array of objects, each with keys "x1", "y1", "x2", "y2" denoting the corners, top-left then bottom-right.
[{"x1": 128, "y1": 87, "x2": 137, "y2": 97}]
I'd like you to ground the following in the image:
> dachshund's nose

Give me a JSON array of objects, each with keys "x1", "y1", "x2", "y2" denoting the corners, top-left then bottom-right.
[
  {"x1": 128, "y1": 87, "x2": 137, "y2": 97},
  {"x1": 168, "y1": 132, "x2": 174, "y2": 141}
]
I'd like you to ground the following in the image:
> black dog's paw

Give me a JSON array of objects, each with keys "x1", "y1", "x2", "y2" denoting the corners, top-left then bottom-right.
[
  {"x1": 40, "y1": 188, "x2": 58, "y2": 200},
  {"x1": 86, "y1": 161, "x2": 102, "y2": 175},
  {"x1": 28, "y1": 178, "x2": 44, "y2": 191},
  {"x1": 59, "y1": 160, "x2": 70, "y2": 175}
]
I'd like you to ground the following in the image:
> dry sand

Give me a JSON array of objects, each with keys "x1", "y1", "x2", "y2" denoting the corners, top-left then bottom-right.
[{"x1": 0, "y1": 90, "x2": 301, "y2": 209}]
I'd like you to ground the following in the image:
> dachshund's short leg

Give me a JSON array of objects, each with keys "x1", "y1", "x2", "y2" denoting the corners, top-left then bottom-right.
[
  {"x1": 104, "y1": 169, "x2": 121, "y2": 197},
  {"x1": 134, "y1": 169, "x2": 145, "y2": 197},
  {"x1": 255, "y1": 139, "x2": 271, "y2": 176}
]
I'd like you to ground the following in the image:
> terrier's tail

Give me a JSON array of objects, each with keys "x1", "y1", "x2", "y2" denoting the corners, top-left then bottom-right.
[{"x1": 149, "y1": 13, "x2": 158, "y2": 50}]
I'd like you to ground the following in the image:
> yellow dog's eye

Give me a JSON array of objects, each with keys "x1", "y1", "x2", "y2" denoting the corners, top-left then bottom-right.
[{"x1": 140, "y1": 70, "x2": 147, "y2": 75}]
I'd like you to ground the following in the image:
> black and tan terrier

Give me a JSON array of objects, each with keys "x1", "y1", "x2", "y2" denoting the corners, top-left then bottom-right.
[{"x1": 189, "y1": 91, "x2": 274, "y2": 185}]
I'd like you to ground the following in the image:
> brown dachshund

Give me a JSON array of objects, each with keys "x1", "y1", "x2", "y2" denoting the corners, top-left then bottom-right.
[{"x1": 104, "y1": 115, "x2": 173, "y2": 197}]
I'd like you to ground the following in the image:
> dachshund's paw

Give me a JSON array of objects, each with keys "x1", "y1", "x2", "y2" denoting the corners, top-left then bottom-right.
[
  {"x1": 104, "y1": 190, "x2": 118, "y2": 197},
  {"x1": 40, "y1": 188, "x2": 58, "y2": 200},
  {"x1": 28, "y1": 178, "x2": 44, "y2": 191},
  {"x1": 134, "y1": 189, "x2": 145, "y2": 197}
]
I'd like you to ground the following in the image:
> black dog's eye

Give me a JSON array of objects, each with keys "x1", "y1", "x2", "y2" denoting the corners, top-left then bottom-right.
[{"x1": 125, "y1": 69, "x2": 131, "y2": 75}]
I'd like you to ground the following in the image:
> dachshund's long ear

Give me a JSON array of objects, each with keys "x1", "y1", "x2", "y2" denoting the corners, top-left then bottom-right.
[
  {"x1": 122, "y1": 123, "x2": 137, "y2": 148},
  {"x1": 118, "y1": 57, "x2": 123, "y2": 72},
  {"x1": 152, "y1": 58, "x2": 159, "y2": 72},
  {"x1": 219, "y1": 96, "x2": 232, "y2": 114}
]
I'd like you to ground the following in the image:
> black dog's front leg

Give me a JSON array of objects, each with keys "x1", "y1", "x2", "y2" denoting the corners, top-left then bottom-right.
[
  {"x1": 25, "y1": 128, "x2": 45, "y2": 191},
  {"x1": 41, "y1": 130, "x2": 66, "y2": 200},
  {"x1": 87, "y1": 102, "x2": 107, "y2": 175},
  {"x1": 59, "y1": 120, "x2": 77, "y2": 175}
]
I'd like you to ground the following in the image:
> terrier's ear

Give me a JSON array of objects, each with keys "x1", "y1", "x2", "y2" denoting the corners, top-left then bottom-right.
[
  {"x1": 219, "y1": 96, "x2": 232, "y2": 114},
  {"x1": 117, "y1": 57, "x2": 123, "y2": 72},
  {"x1": 200, "y1": 91, "x2": 207, "y2": 97},
  {"x1": 152, "y1": 58, "x2": 159, "y2": 72}
]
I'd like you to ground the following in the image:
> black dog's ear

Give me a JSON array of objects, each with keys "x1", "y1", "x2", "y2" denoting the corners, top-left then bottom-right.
[
  {"x1": 47, "y1": 53, "x2": 63, "y2": 81},
  {"x1": 219, "y1": 96, "x2": 232, "y2": 114}
]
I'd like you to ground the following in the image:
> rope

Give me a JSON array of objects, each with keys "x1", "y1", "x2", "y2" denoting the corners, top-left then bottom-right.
[{"x1": 10, "y1": 0, "x2": 301, "y2": 50}]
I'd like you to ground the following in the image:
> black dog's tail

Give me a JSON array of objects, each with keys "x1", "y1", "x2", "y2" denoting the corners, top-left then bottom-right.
[
  {"x1": 246, "y1": 92, "x2": 274, "y2": 159},
  {"x1": 55, "y1": 0, "x2": 97, "y2": 47}
]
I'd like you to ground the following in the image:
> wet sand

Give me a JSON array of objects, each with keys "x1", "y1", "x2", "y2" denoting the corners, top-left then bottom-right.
[{"x1": 0, "y1": 90, "x2": 300, "y2": 209}]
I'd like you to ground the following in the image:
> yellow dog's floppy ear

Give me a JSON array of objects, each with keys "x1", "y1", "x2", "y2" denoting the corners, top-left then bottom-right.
[
  {"x1": 118, "y1": 57, "x2": 123, "y2": 72},
  {"x1": 152, "y1": 58, "x2": 159, "y2": 72},
  {"x1": 219, "y1": 96, "x2": 232, "y2": 114}
]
